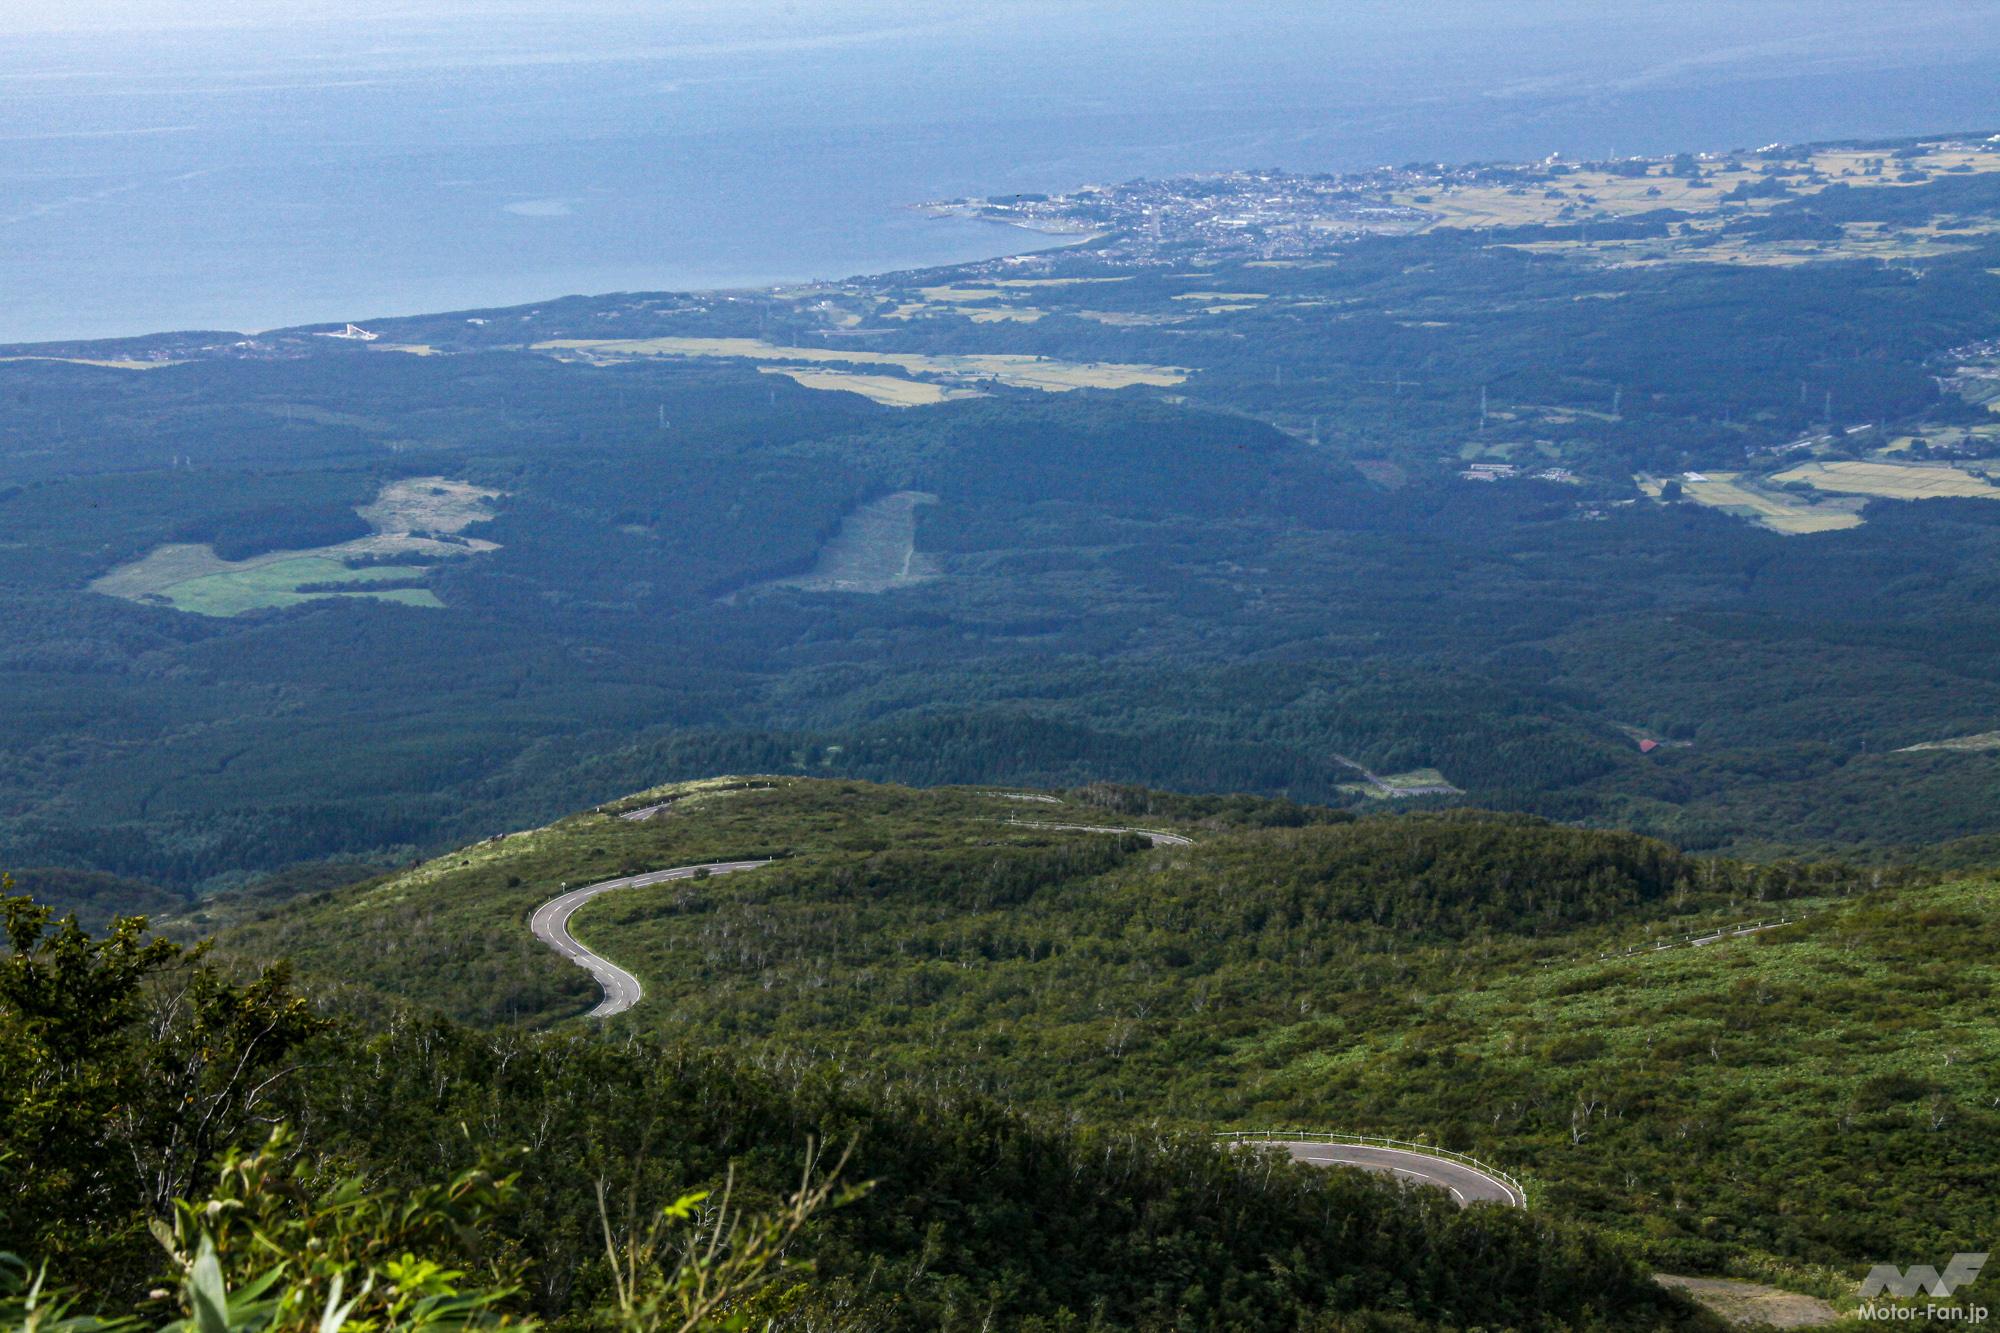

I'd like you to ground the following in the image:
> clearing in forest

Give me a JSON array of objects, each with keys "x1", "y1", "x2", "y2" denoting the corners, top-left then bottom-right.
[
  {"x1": 1338, "y1": 767, "x2": 1463, "y2": 799},
  {"x1": 1653, "y1": 1276, "x2": 1841, "y2": 1329},
  {"x1": 741, "y1": 491, "x2": 940, "y2": 597},
  {"x1": 92, "y1": 476, "x2": 501, "y2": 616}
]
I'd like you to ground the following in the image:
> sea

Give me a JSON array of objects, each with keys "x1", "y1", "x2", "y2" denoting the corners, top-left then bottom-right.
[{"x1": 4, "y1": 0, "x2": 1999, "y2": 344}]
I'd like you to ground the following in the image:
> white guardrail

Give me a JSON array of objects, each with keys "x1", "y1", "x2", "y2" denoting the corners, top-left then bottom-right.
[
  {"x1": 1218, "y1": 1130, "x2": 1529, "y2": 1207},
  {"x1": 1594, "y1": 914, "x2": 1799, "y2": 961}
]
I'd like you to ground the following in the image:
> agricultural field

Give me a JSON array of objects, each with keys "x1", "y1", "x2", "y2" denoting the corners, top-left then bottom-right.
[
  {"x1": 1772, "y1": 459, "x2": 2000, "y2": 501},
  {"x1": 1401, "y1": 142, "x2": 2000, "y2": 233},
  {"x1": 980, "y1": 276, "x2": 1136, "y2": 289},
  {"x1": 884, "y1": 300, "x2": 1047, "y2": 323},
  {"x1": 1169, "y1": 290, "x2": 1271, "y2": 313},
  {"x1": 1644, "y1": 471, "x2": 1864, "y2": 534},
  {"x1": 914, "y1": 284, "x2": 1026, "y2": 303},
  {"x1": 756, "y1": 366, "x2": 983, "y2": 407},
  {"x1": 137, "y1": 556, "x2": 440, "y2": 617},
  {"x1": 867, "y1": 276, "x2": 1142, "y2": 324},
  {"x1": 534, "y1": 336, "x2": 1187, "y2": 392},
  {"x1": 1069, "y1": 309, "x2": 1188, "y2": 326},
  {"x1": 91, "y1": 475, "x2": 500, "y2": 616},
  {"x1": 0, "y1": 355, "x2": 179, "y2": 370},
  {"x1": 1872, "y1": 422, "x2": 2000, "y2": 454},
  {"x1": 1504, "y1": 216, "x2": 1999, "y2": 269}
]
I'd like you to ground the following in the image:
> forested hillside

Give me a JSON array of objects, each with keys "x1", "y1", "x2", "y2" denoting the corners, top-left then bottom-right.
[
  {"x1": 205, "y1": 775, "x2": 1995, "y2": 1306},
  {"x1": 3, "y1": 873, "x2": 1704, "y2": 1331},
  {"x1": 8, "y1": 135, "x2": 2000, "y2": 918}
]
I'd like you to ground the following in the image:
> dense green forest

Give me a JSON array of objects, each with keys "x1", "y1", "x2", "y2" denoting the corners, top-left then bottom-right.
[
  {"x1": 206, "y1": 775, "x2": 1995, "y2": 1310},
  {"x1": 2, "y1": 869, "x2": 1708, "y2": 1331},
  {"x1": 6, "y1": 137, "x2": 2000, "y2": 907}
]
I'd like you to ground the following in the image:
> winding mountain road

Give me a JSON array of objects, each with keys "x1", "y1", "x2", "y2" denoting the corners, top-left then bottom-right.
[
  {"x1": 529, "y1": 860, "x2": 772, "y2": 1017},
  {"x1": 1004, "y1": 820, "x2": 1194, "y2": 846},
  {"x1": 528, "y1": 841, "x2": 1526, "y2": 1208},
  {"x1": 1240, "y1": 1138, "x2": 1525, "y2": 1207}
]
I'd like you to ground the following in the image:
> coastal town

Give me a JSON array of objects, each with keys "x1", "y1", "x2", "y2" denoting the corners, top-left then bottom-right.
[
  {"x1": 919, "y1": 165, "x2": 1454, "y2": 262},
  {"x1": 921, "y1": 136, "x2": 2000, "y2": 265}
]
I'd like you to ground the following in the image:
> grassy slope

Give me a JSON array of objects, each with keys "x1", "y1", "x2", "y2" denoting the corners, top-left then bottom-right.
[{"x1": 212, "y1": 775, "x2": 1992, "y2": 1297}]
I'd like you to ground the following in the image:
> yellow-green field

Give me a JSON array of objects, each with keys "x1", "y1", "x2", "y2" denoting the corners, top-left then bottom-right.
[
  {"x1": 885, "y1": 301, "x2": 1047, "y2": 323},
  {"x1": 0, "y1": 355, "x2": 180, "y2": 371},
  {"x1": 1772, "y1": 459, "x2": 2000, "y2": 501},
  {"x1": 91, "y1": 546, "x2": 443, "y2": 616},
  {"x1": 1502, "y1": 214, "x2": 1999, "y2": 269},
  {"x1": 1070, "y1": 310, "x2": 1186, "y2": 327},
  {"x1": 92, "y1": 476, "x2": 502, "y2": 616},
  {"x1": 915, "y1": 285, "x2": 1011, "y2": 303},
  {"x1": 980, "y1": 276, "x2": 1134, "y2": 289},
  {"x1": 757, "y1": 366, "x2": 984, "y2": 407},
  {"x1": 535, "y1": 337, "x2": 1187, "y2": 392},
  {"x1": 152, "y1": 557, "x2": 439, "y2": 616},
  {"x1": 1882, "y1": 423, "x2": 2000, "y2": 454},
  {"x1": 1647, "y1": 471, "x2": 1864, "y2": 534},
  {"x1": 849, "y1": 277, "x2": 1141, "y2": 326},
  {"x1": 1400, "y1": 145, "x2": 2000, "y2": 233}
]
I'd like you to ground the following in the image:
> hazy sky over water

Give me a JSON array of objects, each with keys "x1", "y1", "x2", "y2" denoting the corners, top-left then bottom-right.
[{"x1": 5, "y1": 1, "x2": 1998, "y2": 342}]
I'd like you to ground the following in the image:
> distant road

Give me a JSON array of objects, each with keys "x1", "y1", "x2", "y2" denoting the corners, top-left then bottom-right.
[
  {"x1": 1004, "y1": 820, "x2": 1193, "y2": 846},
  {"x1": 529, "y1": 860, "x2": 771, "y2": 1017},
  {"x1": 1233, "y1": 1137, "x2": 1525, "y2": 1208}
]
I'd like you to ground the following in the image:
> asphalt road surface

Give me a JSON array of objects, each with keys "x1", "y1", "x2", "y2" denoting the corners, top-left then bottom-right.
[
  {"x1": 1006, "y1": 820, "x2": 1193, "y2": 846},
  {"x1": 529, "y1": 860, "x2": 771, "y2": 1017},
  {"x1": 1243, "y1": 1140, "x2": 1525, "y2": 1207}
]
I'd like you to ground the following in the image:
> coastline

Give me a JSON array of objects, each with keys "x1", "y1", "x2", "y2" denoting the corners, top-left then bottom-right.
[{"x1": 0, "y1": 213, "x2": 1065, "y2": 351}]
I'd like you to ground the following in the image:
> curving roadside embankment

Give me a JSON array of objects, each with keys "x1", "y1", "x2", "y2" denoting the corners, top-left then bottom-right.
[{"x1": 529, "y1": 859, "x2": 772, "y2": 1017}]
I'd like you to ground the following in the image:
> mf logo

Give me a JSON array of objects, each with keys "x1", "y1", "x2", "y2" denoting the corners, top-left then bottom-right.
[{"x1": 1862, "y1": 1253, "x2": 1989, "y2": 1299}]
